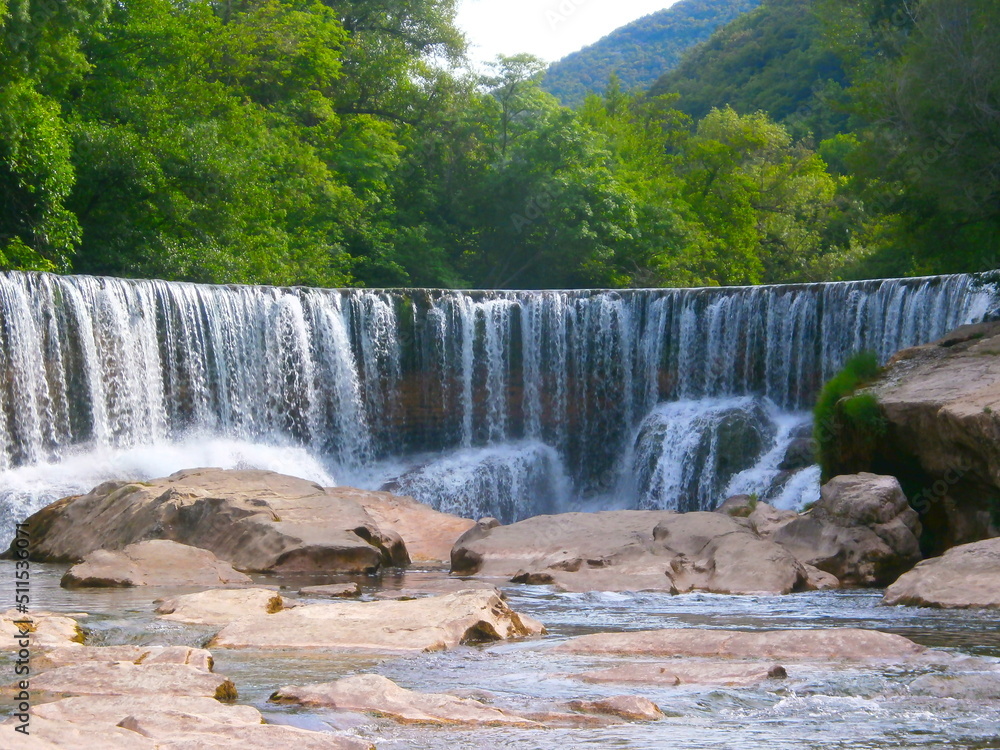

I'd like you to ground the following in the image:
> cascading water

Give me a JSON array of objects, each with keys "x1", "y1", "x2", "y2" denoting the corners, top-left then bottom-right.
[{"x1": 0, "y1": 271, "x2": 994, "y2": 541}]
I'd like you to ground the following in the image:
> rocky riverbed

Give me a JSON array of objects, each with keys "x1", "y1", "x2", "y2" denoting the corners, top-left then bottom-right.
[{"x1": 2, "y1": 468, "x2": 1000, "y2": 749}]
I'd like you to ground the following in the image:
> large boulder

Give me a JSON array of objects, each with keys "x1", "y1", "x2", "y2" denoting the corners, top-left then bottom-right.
[
  {"x1": 883, "y1": 537, "x2": 1000, "y2": 608},
  {"x1": 553, "y1": 627, "x2": 927, "y2": 661},
  {"x1": 350, "y1": 488, "x2": 476, "y2": 562},
  {"x1": 8, "y1": 468, "x2": 408, "y2": 574},
  {"x1": 764, "y1": 473, "x2": 922, "y2": 586},
  {"x1": 61, "y1": 540, "x2": 251, "y2": 588},
  {"x1": 211, "y1": 589, "x2": 544, "y2": 652},
  {"x1": 271, "y1": 674, "x2": 539, "y2": 726},
  {"x1": 838, "y1": 322, "x2": 1000, "y2": 550},
  {"x1": 452, "y1": 510, "x2": 819, "y2": 595}
]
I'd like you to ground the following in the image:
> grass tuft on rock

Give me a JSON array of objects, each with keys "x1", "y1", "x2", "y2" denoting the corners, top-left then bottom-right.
[{"x1": 814, "y1": 351, "x2": 884, "y2": 481}]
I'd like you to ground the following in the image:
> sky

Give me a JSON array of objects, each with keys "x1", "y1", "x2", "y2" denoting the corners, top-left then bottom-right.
[{"x1": 455, "y1": 0, "x2": 680, "y2": 66}]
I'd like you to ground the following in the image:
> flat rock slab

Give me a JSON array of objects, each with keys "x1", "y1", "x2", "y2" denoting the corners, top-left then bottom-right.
[
  {"x1": 28, "y1": 662, "x2": 237, "y2": 700},
  {"x1": 156, "y1": 588, "x2": 287, "y2": 625},
  {"x1": 62, "y1": 540, "x2": 251, "y2": 588},
  {"x1": 571, "y1": 661, "x2": 788, "y2": 686},
  {"x1": 13, "y1": 468, "x2": 409, "y2": 574},
  {"x1": 212, "y1": 589, "x2": 544, "y2": 652},
  {"x1": 0, "y1": 716, "x2": 155, "y2": 749},
  {"x1": 884, "y1": 537, "x2": 1000, "y2": 608},
  {"x1": 907, "y1": 672, "x2": 1000, "y2": 699},
  {"x1": 553, "y1": 628, "x2": 926, "y2": 661},
  {"x1": 35, "y1": 644, "x2": 213, "y2": 672},
  {"x1": 1, "y1": 609, "x2": 83, "y2": 648},
  {"x1": 29, "y1": 694, "x2": 374, "y2": 750},
  {"x1": 351, "y1": 488, "x2": 476, "y2": 562},
  {"x1": 272, "y1": 673, "x2": 540, "y2": 726}
]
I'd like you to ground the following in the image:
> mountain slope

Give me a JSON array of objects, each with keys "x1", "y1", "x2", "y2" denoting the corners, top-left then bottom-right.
[
  {"x1": 542, "y1": 0, "x2": 761, "y2": 108},
  {"x1": 648, "y1": 0, "x2": 849, "y2": 139}
]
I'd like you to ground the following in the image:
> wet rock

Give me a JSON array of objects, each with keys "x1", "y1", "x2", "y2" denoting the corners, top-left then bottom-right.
[
  {"x1": 155, "y1": 588, "x2": 287, "y2": 624},
  {"x1": 907, "y1": 672, "x2": 1000, "y2": 699},
  {"x1": 767, "y1": 474, "x2": 922, "y2": 586},
  {"x1": 567, "y1": 695, "x2": 663, "y2": 721},
  {"x1": 300, "y1": 583, "x2": 361, "y2": 598},
  {"x1": 778, "y1": 437, "x2": 816, "y2": 471},
  {"x1": 572, "y1": 662, "x2": 788, "y2": 687},
  {"x1": 371, "y1": 576, "x2": 499, "y2": 600},
  {"x1": 212, "y1": 589, "x2": 544, "y2": 652},
  {"x1": 271, "y1": 673, "x2": 539, "y2": 726},
  {"x1": 352, "y1": 488, "x2": 476, "y2": 562},
  {"x1": 452, "y1": 509, "x2": 819, "y2": 595},
  {"x1": 554, "y1": 628, "x2": 926, "y2": 661},
  {"x1": 29, "y1": 662, "x2": 237, "y2": 700},
  {"x1": 884, "y1": 537, "x2": 1000, "y2": 608},
  {"x1": 29, "y1": 695, "x2": 373, "y2": 749},
  {"x1": 62, "y1": 540, "x2": 251, "y2": 588},
  {"x1": 11, "y1": 468, "x2": 409, "y2": 574}
]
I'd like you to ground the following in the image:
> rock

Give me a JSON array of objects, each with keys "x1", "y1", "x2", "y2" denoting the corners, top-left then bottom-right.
[
  {"x1": 8, "y1": 468, "x2": 408, "y2": 574},
  {"x1": 28, "y1": 662, "x2": 238, "y2": 700},
  {"x1": 211, "y1": 589, "x2": 544, "y2": 651},
  {"x1": 29, "y1": 695, "x2": 373, "y2": 749},
  {"x1": 572, "y1": 662, "x2": 787, "y2": 687},
  {"x1": 715, "y1": 495, "x2": 756, "y2": 518},
  {"x1": 778, "y1": 437, "x2": 816, "y2": 471},
  {"x1": 61, "y1": 540, "x2": 251, "y2": 588},
  {"x1": 271, "y1": 674, "x2": 539, "y2": 726},
  {"x1": 1, "y1": 610, "x2": 83, "y2": 648},
  {"x1": 767, "y1": 474, "x2": 922, "y2": 586},
  {"x1": 300, "y1": 583, "x2": 361, "y2": 598},
  {"x1": 907, "y1": 672, "x2": 1000, "y2": 699},
  {"x1": 35, "y1": 644, "x2": 213, "y2": 672},
  {"x1": 155, "y1": 588, "x2": 287, "y2": 624},
  {"x1": 452, "y1": 509, "x2": 818, "y2": 595},
  {"x1": 0, "y1": 716, "x2": 155, "y2": 749},
  {"x1": 372, "y1": 576, "x2": 499, "y2": 600},
  {"x1": 567, "y1": 695, "x2": 663, "y2": 721},
  {"x1": 845, "y1": 321, "x2": 1000, "y2": 550},
  {"x1": 747, "y1": 502, "x2": 799, "y2": 536},
  {"x1": 884, "y1": 537, "x2": 1000, "y2": 608},
  {"x1": 350, "y1": 487, "x2": 476, "y2": 562},
  {"x1": 553, "y1": 628, "x2": 926, "y2": 661}
]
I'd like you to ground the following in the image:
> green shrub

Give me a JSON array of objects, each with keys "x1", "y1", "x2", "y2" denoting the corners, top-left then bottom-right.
[{"x1": 814, "y1": 351, "x2": 883, "y2": 480}]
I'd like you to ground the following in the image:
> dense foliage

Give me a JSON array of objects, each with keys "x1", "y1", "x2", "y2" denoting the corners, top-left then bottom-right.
[
  {"x1": 542, "y1": 0, "x2": 761, "y2": 109},
  {"x1": 0, "y1": 0, "x2": 997, "y2": 288}
]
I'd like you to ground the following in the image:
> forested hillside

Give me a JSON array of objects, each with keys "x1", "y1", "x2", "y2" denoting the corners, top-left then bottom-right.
[
  {"x1": 542, "y1": 0, "x2": 760, "y2": 108},
  {"x1": 0, "y1": 0, "x2": 997, "y2": 289}
]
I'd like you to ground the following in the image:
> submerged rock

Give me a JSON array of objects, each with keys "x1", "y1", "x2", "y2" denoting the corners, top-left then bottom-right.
[
  {"x1": 553, "y1": 628, "x2": 926, "y2": 661},
  {"x1": 452, "y1": 509, "x2": 819, "y2": 595},
  {"x1": 61, "y1": 540, "x2": 251, "y2": 588},
  {"x1": 12, "y1": 468, "x2": 409, "y2": 574},
  {"x1": 571, "y1": 662, "x2": 788, "y2": 687},
  {"x1": 211, "y1": 589, "x2": 544, "y2": 652},
  {"x1": 567, "y1": 695, "x2": 663, "y2": 722},
  {"x1": 765, "y1": 473, "x2": 922, "y2": 586},
  {"x1": 272, "y1": 674, "x2": 539, "y2": 726},
  {"x1": 884, "y1": 537, "x2": 1000, "y2": 608}
]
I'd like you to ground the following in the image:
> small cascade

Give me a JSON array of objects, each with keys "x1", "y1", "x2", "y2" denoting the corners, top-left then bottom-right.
[
  {"x1": 0, "y1": 271, "x2": 994, "y2": 537},
  {"x1": 622, "y1": 397, "x2": 778, "y2": 512},
  {"x1": 388, "y1": 441, "x2": 573, "y2": 524}
]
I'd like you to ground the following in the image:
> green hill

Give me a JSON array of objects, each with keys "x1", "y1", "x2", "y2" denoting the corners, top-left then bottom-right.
[
  {"x1": 649, "y1": 0, "x2": 849, "y2": 139},
  {"x1": 542, "y1": 0, "x2": 761, "y2": 108}
]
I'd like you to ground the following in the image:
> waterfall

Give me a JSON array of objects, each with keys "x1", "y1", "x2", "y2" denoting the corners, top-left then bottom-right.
[{"x1": 0, "y1": 271, "x2": 993, "y2": 539}]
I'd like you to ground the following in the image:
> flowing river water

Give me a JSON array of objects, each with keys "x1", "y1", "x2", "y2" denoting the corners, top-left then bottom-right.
[{"x1": 4, "y1": 562, "x2": 999, "y2": 749}]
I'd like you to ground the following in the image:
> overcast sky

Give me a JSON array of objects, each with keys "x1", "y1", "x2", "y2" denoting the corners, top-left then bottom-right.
[{"x1": 455, "y1": 0, "x2": 679, "y2": 66}]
